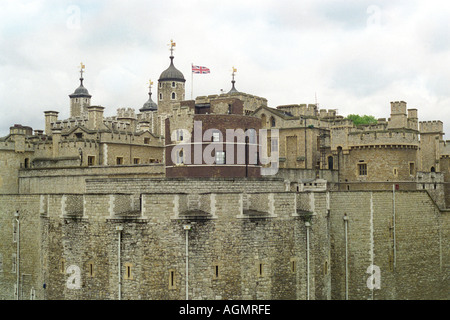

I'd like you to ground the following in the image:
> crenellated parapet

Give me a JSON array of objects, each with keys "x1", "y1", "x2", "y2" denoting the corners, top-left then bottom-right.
[
  {"x1": 39, "y1": 189, "x2": 328, "y2": 224},
  {"x1": 419, "y1": 120, "x2": 443, "y2": 134}
]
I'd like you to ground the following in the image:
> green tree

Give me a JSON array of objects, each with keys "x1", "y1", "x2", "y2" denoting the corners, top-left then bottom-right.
[{"x1": 346, "y1": 114, "x2": 378, "y2": 126}]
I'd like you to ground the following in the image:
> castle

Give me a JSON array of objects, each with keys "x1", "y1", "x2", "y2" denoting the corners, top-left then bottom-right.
[{"x1": 0, "y1": 42, "x2": 448, "y2": 300}]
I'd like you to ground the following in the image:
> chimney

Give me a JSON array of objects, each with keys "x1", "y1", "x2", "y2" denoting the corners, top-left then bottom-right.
[
  {"x1": 44, "y1": 111, "x2": 59, "y2": 136},
  {"x1": 87, "y1": 106, "x2": 105, "y2": 130}
]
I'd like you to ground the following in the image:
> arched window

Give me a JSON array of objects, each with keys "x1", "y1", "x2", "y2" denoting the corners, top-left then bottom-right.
[
  {"x1": 171, "y1": 92, "x2": 176, "y2": 100},
  {"x1": 159, "y1": 93, "x2": 163, "y2": 101},
  {"x1": 431, "y1": 166, "x2": 436, "y2": 172},
  {"x1": 270, "y1": 116, "x2": 276, "y2": 127},
  {"x1": 328, "y1": 156, "x2": 333, "y2": 170}
]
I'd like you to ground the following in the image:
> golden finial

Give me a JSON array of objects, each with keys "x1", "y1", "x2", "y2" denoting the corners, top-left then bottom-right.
[
  {"x1": 79, "y1": 62, "x2": 85, "y2": 78},
  {"x1": 168, "y1": 39, "x2": 176, "y2": 55}
]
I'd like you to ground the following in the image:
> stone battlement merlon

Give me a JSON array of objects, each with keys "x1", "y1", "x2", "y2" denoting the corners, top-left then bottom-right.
[
  {"x1": 276, "y1": 104, "x2": 318, "y2": 117},
  {"x1": 419, "y1": 120, "x2": 443, "y2": 133},
  {"x1": 390, "y1": 101, "x2": 407, "y2": 114},
  {"x1": 40, "y1": 191, "x2": 322, "y2": 222}
]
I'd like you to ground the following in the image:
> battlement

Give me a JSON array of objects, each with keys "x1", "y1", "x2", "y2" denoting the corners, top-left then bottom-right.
[
  {"x1": 319, "y1": 109, "x2": 338, "y2": 119},
  {"x1": 172, "y1": 103, "x2": 195, "y2": 116},
  {"x1": 117, "y1": 107, "x2": 136, "y2": 119},
  {"x1": 419, "y1": 120, "x2": 443, "y2": 133},
  {"x1": 347, "y1": 129, "x2": 419, "y2": 147},
  {"x1": 390, "y1": 101, "x2": 407, "y2": 114},
  {"x1": 276, "y1": 104, "x2": 318, "y2": 117},
  {"x1": 10, "y1": 124, "x2": 33, "y2": 136},
  {"x1": 38, "y1": 189, "x2": 325, "y2": 222}
]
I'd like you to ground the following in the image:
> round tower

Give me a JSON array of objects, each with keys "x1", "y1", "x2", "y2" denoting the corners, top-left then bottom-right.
[
  {"x1": 157, "y1": 40, "x2": 186, "y2": 115},
  {"x1": 69, "y1": 63, "x2": 91, "y2": 118}
]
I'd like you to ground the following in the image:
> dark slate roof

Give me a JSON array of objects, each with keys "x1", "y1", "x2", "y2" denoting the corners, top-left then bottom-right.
[
  {"x1": 69, "y1": 78, "x2": 92, "y2": 98},
  {"x1": 227, "y1": 80, "x2": 239, "y2": 94},
  {"x1": 159, "y1": 56, "x2": 185, "y2": 82},
  {"x1": 140, "y1": 92, "x2": 158, "y2": 112}
]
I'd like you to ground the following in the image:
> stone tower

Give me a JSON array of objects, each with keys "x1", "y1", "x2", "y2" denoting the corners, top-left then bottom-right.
[
  {"x1": 69, "y1": 63, "x2": 92, "y2": 118},
  {"x1": 156, "y1": 40, "x2": 186, "y2": 136},
  {"x1": 157, "y1": 41, "x2": 185, "y2": 114}
]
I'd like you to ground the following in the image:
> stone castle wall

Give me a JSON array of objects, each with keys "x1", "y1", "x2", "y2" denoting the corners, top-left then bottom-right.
[
  {"x1": 0, "y1": 182, "x2": 447, "y2": 300},
  {"x1": 330, "y1": 191, "x2": 448, "y2": 300}
]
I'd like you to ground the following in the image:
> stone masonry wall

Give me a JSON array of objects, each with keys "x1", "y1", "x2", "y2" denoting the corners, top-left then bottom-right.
[
  {"x1": 0, "y1": 183, "x2": 447, "y2": 300},
  {"x1": 329, "y1": 190, "x2": 447, "y2": 300}
]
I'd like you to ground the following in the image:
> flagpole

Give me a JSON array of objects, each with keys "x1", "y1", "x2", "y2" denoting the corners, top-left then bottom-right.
[{"x1": 191, "y1": 63, "x2": 193, "y2": 100}]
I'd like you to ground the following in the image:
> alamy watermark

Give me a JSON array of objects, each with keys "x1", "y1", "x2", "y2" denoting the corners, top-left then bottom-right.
[
  {"x1": 366, "y1": 264, "x2": 381, "y2": 290},
  {"x1": 366, "y1": 5, "x2": 382, "y2": 28},
  {"x1": 170, "y1": 121, "x2": 279, "y2": 176},
  {"x1": 66, "y1": 5, "x2": 81, "y2": 30}
]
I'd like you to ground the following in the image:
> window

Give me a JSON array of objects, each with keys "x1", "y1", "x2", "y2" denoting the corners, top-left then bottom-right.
[
  {"x1": 258, "y1": 263, "x2": 264, "y2": 277},
  {"x1": 87, "y1": 261, "x2": 95, "y2": 277},
  {"x1": 88, "y1": 156, "x2": 95, "y2": 166},
  {"x1": 393, "y1": 167, "x2": 398, "y2": 177},
  {"x1": 0, "y1": 254, "x2": 3, "y2": 272},
  {"x1": 116, "y1": 157, "x2": 123, "y2": 165},
  {"x1": 171, "y1": 82, "x2": 176, "y2": 88},
  {"x1": 171, "y1": 92, "x2": 176, "y2": 100},
  {"x1": 169, "y1": 270, "x2": 176, "y2": 289},
  {"x1": 270, "y1": 117, "x2": 276, "y2": 127},
  {"x1": 133, "y1": 158, "x2": 140, "y2": 164},
  {"x1": 328, "y1": 156, "x2": 333, "y2": 170},
  {"x1": 358, "y1": 163, "x2": 367, "y2": 176},
  {"x1": 324, "y1": 261, "x2": 329, "y2": 275},
  {"x1": 215, "y1": 151, "x2": 226, "y2": 165},
  {"x1": 75, "y1": 133, "x2": 83, "y2": 139},
  {"x1": 261, "y1": 114, "x2": 267, "y2": 128},
  {"x1": 212, "y1": 131, "x2": 221, "y2": 142},
  {"x1": 213, "y1": 264, "x2": 220, "y2": 280},
  {"x1": 144, "y1": 138, "x2": 150, "y2": 144},
  {"x1": 159, "y1": 93, "x2": 163, "y2": 101},
  {"x1": 124, "y1": 263, "x2": 133, "y2": 280},
  {"x1": 24, "y1": 158, "x2": 29, "y2": 169},
  {"x1": 409, "y1": 162, "x2": 415, "y2": 175},
  {"x1": 290, "y1": 259, "x2": 296, "y2": 274}
]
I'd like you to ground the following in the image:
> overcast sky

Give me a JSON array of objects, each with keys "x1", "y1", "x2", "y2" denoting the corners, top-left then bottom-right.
[{"x1": 1, "y1": 0, "x2": 449, "y2": 137}]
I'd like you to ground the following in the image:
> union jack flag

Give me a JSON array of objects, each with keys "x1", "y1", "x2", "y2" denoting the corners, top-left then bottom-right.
[{"x1": 192, "y1": 65, "x2": 210, "y2": 74}]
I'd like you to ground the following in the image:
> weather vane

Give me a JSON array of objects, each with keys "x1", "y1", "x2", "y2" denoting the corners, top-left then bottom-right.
[
  {"x1": 168, "y1": 39, "x2": 176, "y2": 56},
  {"x1": 79, "y1": 62, "x2": 85, "y2": 78},
  {"x1": 231, "y1": 66, "x2": 237, "y2": 80},
  {"x1": 148, "y1": 79, "x2": 153, "y2": 92}
]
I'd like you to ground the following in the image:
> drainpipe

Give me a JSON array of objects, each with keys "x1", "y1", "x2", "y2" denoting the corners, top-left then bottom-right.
[
  {"x1": 343, "y1": 213, "x2": 349, "y2": 300},
  {"x1": 116, "y1": 226, "x2": 123, "y2": 300},
  {"x1": 305, "y1": 221, "x2": 311, "y2": 300},
  {"x1": 184, "y1": 224, "x2": 191, "y2": 300},
  {"x1": 392, "y1": 184, "x2": 397, "y2": 271},
  {"x1": 14, "y1": 210, "x2": 20, "y2": 300}
]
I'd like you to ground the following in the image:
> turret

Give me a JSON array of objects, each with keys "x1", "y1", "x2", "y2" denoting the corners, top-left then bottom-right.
[
  {"x1": 157, "y1": 40, "x2": 186, "y2": 116},
  {"x1": 69, "y1": 63, "x2": 92, "y2": 118}
]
